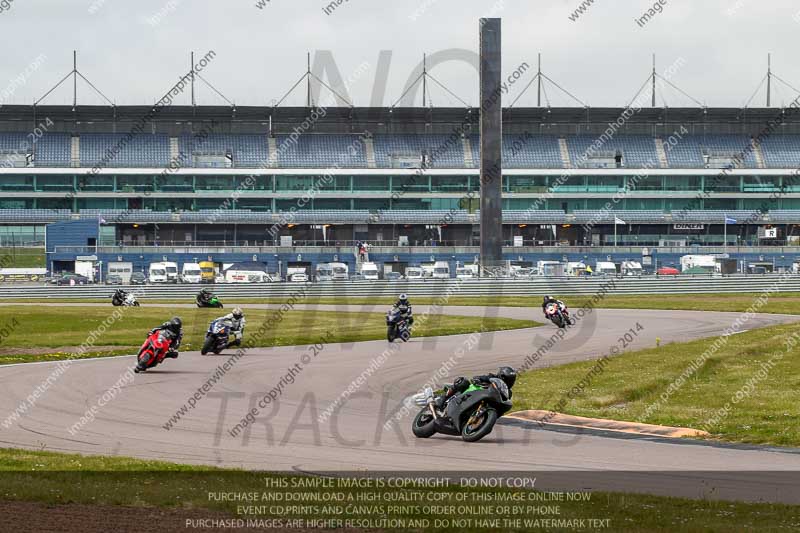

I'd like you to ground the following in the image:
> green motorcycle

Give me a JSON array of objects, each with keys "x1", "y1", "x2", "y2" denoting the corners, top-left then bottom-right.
[{"x1": 196, "y1": 292, "x2": 223, "y2": 308}]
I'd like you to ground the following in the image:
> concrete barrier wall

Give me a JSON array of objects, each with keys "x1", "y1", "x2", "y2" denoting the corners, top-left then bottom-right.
[{"x1": 1, "y1": 275, "x2": 799, "y2": 299}]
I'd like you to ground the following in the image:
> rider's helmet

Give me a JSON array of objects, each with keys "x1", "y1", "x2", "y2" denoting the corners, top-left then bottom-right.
[
  {"x1": 543, "y1": 295, "x2": 552, "y2": 305},
  {"x1": 168, "y1": 316, "x2": 182, "y2": 334},
  {"x1": 497, "y1": 366, "x2": 517, "y2": 389},
  {"x1": 452, "y1": 376, "x2": 470, "y2": 394},
  {"x1": 398, "y1": 293, "x2": 409, "y2": 306},
  {"x1": 232, "y1": 307, "x2": 243, "y2": 319}
]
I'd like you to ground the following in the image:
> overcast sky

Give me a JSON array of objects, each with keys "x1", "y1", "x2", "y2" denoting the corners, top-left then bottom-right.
[{"x1": 1, "y1": 0, "x2": 799, "y2": 109}]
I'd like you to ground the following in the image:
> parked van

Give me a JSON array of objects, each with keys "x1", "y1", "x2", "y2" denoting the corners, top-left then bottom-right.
[
  {"x1": 315, "y1": 263, "x2": 334, "y2": 282},
  {"x1": 405, "y1": 267, "x2": 423, "y2": 280},
  {"x1": 163, "y1": 261, "x2": 179, "y2": 283},
  {"x1": 361, "y1": 262, "x2": 379, "y2": 280},
  {"x1": 329, "y1": 262, "x2": 349, "y2": 280},
  {"x1": 181, "y1": 263, "x2": 202, "y2": 283},
  {"x1": 432, "y1": 261, "x2": 450, "y2": 279},
  {"x1": 148, "y1": 262, "x2": 168, "y2": 283}
]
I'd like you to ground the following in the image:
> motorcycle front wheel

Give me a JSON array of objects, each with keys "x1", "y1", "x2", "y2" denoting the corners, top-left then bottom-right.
[
  {"x1": 412, "y1": 408, "x2": 437, "y2": 438},
  {"x1": 201, "y1": 336, "x2": 214, "y2": 355},
  {"x1": 461, "y1": 407, "x2": 498, "y2": 443},
  {"x1": 137, "y1": 349, "x2": 155, "y2": 370},
  {"x1": 387, "y1": 325, "x2": 396, "y2": 342}
]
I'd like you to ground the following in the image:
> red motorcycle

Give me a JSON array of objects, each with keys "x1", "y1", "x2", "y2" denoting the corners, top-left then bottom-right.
[
  {"x1": 544, "y1": 301, "x2": 573, "y2": 329},
  {"x1": 135, "y1": 329, "x2": 178, "y2": 372}
]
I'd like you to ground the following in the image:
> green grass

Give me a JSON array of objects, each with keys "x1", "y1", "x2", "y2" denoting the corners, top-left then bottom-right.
[
  {"x1": 514, "y1": 322, "x2": 800, "y2": 447},
  {"x1": 0, "y1": 306, "x2": 537, "y2": 364},
  {"x1": 0, "y1": 247, "x2": 45, "y2": 268},
  {"x1": 1, "y1": 448, "x2": 798, "y2": 532}
]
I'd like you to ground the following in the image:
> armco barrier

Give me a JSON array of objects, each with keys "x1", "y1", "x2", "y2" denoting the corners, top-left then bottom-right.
[{"x1": 1, "y1": 275, "x2": 800, "y2": 299}]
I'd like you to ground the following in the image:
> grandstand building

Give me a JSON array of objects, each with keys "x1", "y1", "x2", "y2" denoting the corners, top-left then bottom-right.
[{"x1": 2, "y1": 104, "x2": 800, "y2": 274}]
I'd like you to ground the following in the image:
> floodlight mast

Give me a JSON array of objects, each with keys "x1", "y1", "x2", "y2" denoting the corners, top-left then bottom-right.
[{"x1": 479, "y1": 18, "x2": 503, "y2": 271}]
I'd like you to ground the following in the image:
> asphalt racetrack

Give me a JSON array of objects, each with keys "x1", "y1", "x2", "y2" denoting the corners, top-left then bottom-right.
[{"x1": 2, "y1": 304, "x2": 800, "y2": 503}]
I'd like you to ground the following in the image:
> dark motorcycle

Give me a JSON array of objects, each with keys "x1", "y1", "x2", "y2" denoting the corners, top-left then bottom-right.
[
  {"x1": 544, "y1": 301, "x2": 572, "y2": 328},
  {"x1": 196, "y1": 292, "x2": 223, "y2": 308},
  {"x1": 386, "y1": 307, "x2": 410, "y2": 342},
  {"x1": 201, "y1": 319, "x2": 231, "y2": 355},
  {"x1": 411, "y1": 378, "x2": 513, "y2": 442}
]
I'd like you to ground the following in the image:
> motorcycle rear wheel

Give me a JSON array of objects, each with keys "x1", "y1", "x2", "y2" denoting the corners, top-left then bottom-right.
[
  {"x1": 461, "y1": 408, "x2": 498, "y2": 442},
  {"x1": 412, "y1": 408, "x2": 437, "y2": 438}
]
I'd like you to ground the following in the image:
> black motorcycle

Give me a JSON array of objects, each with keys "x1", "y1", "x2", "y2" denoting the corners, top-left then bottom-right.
[
  {"x1": 386, "y1": 307, "x2": 410, "y2": 342},
  {"x1": 411, "y1": 377, "x2": 513, "y2": 442}
]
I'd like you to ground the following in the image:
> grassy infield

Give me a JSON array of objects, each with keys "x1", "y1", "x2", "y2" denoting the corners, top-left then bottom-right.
[
  {"x1": 2, "y1": 293, "x2": 800, "y2": 529},
  {"x1": 0, "y1": 306, "x2": 533, "y2": 364}
]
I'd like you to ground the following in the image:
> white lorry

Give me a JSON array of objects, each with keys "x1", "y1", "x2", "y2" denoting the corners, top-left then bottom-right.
[
  {"x1": 223, "y1": 262, "x2": 271, "y2": 283},
  {"x1": 148, "y1": 262, "x2": 168, "y2": 283},
  {"x1": 181, "y1": 262, "x2": 202, "y2": 283},
  {"x1": 456, "y1": 264, "x2": 479, "y2": 279},
  {"x1": 107, "y1": 261, "x2": 133, "y2": 283},
  {"x1": 594, "y1": 261, "x2": 618, "y2": 276},
  {"x1": 621, "y1": 260, "x2": 643, "y2": 276},
  {"x1": 537, "y1": 260, "x2": 567, "y2": 277},
  {"x1": 680, "y1": 254, "x2": 717, "y2": 273}
]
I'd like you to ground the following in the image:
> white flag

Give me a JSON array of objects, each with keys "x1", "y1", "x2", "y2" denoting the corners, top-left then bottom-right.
[{"x1": 614, "y1": 216, "x2": 626, "y2": 225}]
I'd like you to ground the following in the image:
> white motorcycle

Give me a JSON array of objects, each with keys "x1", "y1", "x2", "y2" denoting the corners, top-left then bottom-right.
[
  {"x1": 544, "y1": 301, "x2": 572, "y2": 328},
  {"x1": 112, "y1": 290, "x2": 140, "y2": 307}
]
